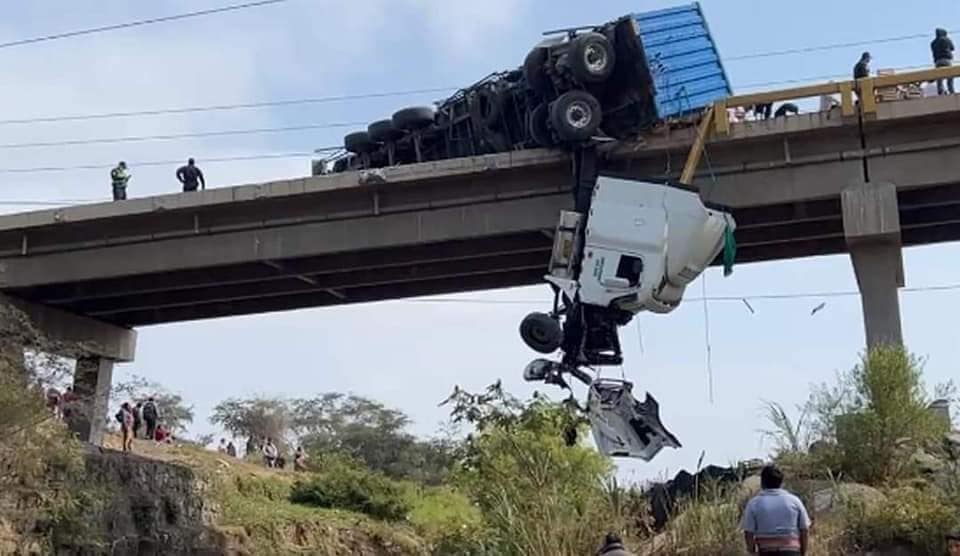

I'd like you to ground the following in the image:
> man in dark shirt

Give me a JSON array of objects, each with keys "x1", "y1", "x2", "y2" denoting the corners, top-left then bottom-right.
[
  {"x1": 176, "y1": 158, "x2": 206, "y2": 192},
  {"x1": 932, "y1": 28, "x2": 955, "y2": 95}
]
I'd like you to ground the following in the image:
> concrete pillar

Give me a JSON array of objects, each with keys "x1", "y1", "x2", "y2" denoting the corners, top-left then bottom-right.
[
  {"x1": 842, "y1": 181, "x2": 904, "y2": 347},
  {"x1": 69, "y1": 357, "x2": 115, "y2": 446}
]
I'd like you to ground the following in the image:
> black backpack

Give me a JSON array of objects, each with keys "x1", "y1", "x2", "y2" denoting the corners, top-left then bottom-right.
[
  {"x1": 142, "y1": 402, "x2": 157, "y2": 420},
  {"x1": 115, "y1": 410, "x2": 124, "y2": 424}
]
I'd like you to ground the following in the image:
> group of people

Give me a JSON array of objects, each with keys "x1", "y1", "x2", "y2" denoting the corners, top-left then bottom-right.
[
  {"x1": 856, "y1": 28, "x2": 956, "y2": 95},
  {"x1": 115, "y1": 397, "x2": 168, "y2": 453},
  {"x1": 110, "y1": 157, "x2": 207, "y2": 201},
  {"x1": 744, "y1": 28, "x2": 955, "y2": 124},
  {"x1": 237, "y1": 436, "x2": 307, "y2": 471}
]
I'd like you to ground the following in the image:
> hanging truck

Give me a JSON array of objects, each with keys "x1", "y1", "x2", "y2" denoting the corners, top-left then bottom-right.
[{"x1": 322, "y1": 4, "x2": 736, "y2": 461}]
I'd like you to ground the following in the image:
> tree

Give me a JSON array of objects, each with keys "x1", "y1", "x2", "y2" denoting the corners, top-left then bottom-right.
[
  {"x1": 805, "y1": 346, "x2": 948, "y2": 484},
  {"x1": 445, "y1": 383, "x2": 623, "y2": 556},
  {"x1": 293, "y1": 393, "x2": 454, "y2": 483},
  {"x1": 209, "y1": 396, "x2": 295, "y2": 450},
  {"x1": 112, "y1": 375, "x2": 194, "y2": 434}
]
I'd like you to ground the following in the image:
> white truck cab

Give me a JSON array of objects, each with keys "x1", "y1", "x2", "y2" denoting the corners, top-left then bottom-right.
[{"x1": 520, "y1": 175, "x2": 735, "y2": 461}]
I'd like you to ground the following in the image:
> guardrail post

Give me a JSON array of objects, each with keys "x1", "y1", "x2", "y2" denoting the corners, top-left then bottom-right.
[
  {"x1": 839, "y1": 82, "x2": 855, "y2": 117},
  {"x1": 859, "y1": 78, "x2": 877, "y2": 115}
]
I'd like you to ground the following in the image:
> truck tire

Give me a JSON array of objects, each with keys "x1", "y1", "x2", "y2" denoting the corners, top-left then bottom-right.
[
  {"x1": 549, "y1": 90, "x2": 602, "y2": 142},
  {"x1": 570, "y1": 32, "x2": 615, "y2": 83},
  {"x1": 368, "y1": 119, "x2": 404, "y2": 143},
  {"x1": 520, "y1": 312, "x2": 563, "y2": 354},
  {"x1": 344, "y1": 131, "x2": 376, "y2": 154},
  {"x1": 527, "y1": 103, "x2": 554, "y2": 147},
  {"x1": 392, "y1": 106, "x2": 435, "y2": 131},
  {"x1": 524, "y1": 47, "x2": 550, "y2": 93}
]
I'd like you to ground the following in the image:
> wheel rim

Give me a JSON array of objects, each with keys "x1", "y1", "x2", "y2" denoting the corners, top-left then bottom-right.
[
  {"x1": 584, "y1": 43, "x2": 609, "y2": 74},
  {"x1": 565, "y1": 101, "x2": 593, "y2": 129}
]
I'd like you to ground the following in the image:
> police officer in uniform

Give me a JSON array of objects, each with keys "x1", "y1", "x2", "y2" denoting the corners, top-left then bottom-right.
[{"x1": 110, "y1": 161, "x2": 130, "y2": 201}]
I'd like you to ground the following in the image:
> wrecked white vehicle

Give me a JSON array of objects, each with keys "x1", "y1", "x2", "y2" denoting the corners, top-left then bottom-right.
[{"x1": 520, "y1": 176, "x2": 735, "y2": 461}]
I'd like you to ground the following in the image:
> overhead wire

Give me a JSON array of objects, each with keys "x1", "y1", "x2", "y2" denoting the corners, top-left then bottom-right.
[
  {"x1": 0, "y1": 0, "x2": 291, "y2": 50},
  {"x1": 0, "y1": 28, "x2": 950, "y2": 126},
  {"x1": 0, "y1": 151, "x2": 333, "y2": 174},
  {"x1": 0, "y1": 122, "x2": 365, "y2": 150}
]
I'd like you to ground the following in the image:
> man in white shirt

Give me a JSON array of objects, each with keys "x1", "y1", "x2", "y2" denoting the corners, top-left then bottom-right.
[
  {"x1": 262, "y1": 438, "x2": 279, "y2": 468},
  {"x1": 740, "y1": 465, "x2": 811, "y2": 555}
]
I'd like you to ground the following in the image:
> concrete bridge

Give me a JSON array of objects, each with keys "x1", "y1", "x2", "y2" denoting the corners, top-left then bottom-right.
[{"x1": 3, "y1": 92, "x2": 960, "y2": 443}]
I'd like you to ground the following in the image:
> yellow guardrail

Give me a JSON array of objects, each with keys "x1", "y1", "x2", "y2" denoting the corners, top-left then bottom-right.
[{"x1": 678, "y1": 64, "x2": 960, "y2": 185}]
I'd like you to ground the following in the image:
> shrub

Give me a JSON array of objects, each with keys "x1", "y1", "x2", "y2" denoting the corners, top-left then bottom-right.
[
  {"x1": 408, "y1": 486, "x2": 491, "y2": 555},
  {"x1": 289, "y1": 456, "x2": 411, "y2": 521},
  {"x1": 841, "y1": 486, "x2": 960, "y2": 555}
]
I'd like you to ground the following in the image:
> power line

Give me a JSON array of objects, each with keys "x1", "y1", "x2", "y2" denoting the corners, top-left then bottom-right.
[
  {"x1": 726, "y1": 29, "x2": 957, "y2": 62},
  {"x1": 0, "y1": 28, "x2": 948, "y2": 126},
  {"x1": 737, "y1": 64, "x2": 927, "y2": 91},
  {"x1": 0, "y1": 88, "x2": 455, "y2": 126},
  {"x1": 403, "y1": 283, "x2": 960, "y2": 305},
  {"x1": 0, "y1": 0, "x2": 291, "y2": 50},
  {"x1": 0, "y1": 122, "x2": 364, "y2": 150},
  {"x1": 0, "y1": 151, "x2": 328, "y2": 174}
]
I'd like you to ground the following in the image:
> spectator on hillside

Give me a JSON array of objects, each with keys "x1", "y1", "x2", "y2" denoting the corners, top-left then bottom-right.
[
  {"x1": 154, "y1": 423, "x2": 171, "y2": 443},
  {"x1": 294, "y1": 446, "x2": 307, "y2": 471},
  {"x1": 948, "y1": 531, "x2": 960, "y2": 556},
  {"x1": 262, "y1": 438, "x2": 279, "y2": 468},
  {"x1": 597, "y1": 532, "x2": 633, "y2": 556},
  {"x1": 115, "y1": 402, "x2": 135, "y2": 453},
  {"x1": 932, "y1": 28, "x2": 956, "y2": 95},
  {"x1": 132, "y1": 402, "x2": 143, "y2": 439},
  {"x1": 60, "y1": 386, "x2": 76, "y2": 421},
  {"x1": 218, "y1": 438, "x2": 227, "y2": 453},
  {"x1": 245, "y1": 436, "x2": 257, "y2": 458},
  {"x1": 740, "y1": 465, "x2": 811, "y2": 555},
  {"x1": 142, "y1": 397, "x2": 160, "y2": 439},
  {"x1": 46, "y1": 387, "x2": 61, "y2": 419},
  {"x1": 226, "y1": 441, "x2": 237, "y2": 458}
]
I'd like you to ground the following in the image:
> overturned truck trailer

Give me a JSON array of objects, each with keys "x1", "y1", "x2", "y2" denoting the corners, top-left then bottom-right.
[{"x1": 317, "y1": 3, "x2": 732, "y2": 174}]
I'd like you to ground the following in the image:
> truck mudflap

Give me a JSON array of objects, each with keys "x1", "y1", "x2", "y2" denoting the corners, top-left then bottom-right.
[{"x1": 586, "y1": 378, "x2": 681, "y2": 461}]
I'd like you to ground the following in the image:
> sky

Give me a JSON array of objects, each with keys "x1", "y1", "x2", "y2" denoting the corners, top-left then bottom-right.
[{"x1": 1, "y1": 0, "x2": 958, "y2": 482}]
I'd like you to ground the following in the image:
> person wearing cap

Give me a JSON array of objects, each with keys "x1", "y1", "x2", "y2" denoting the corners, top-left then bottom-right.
[{"x1": 110, "y1": 161, "x2": 130, "y2": 201}]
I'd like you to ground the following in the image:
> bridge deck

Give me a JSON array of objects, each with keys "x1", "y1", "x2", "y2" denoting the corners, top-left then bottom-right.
[{"x1": 1, "y1": 94, "x2": 960, "y2": 326}]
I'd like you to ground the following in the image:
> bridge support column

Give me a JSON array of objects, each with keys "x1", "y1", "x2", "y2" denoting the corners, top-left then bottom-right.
[
  {"x1": 70, "y1": 357, "x2": 114, "y2": 446},
  {"x1": 1, "y1": 294, "x2": 136, "y2": 445},
  {"x1": 842, "y1": 181, "x2": 904, "y2": 347}
]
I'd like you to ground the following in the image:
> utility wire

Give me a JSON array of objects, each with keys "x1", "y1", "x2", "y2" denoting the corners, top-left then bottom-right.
[
  {"x1": 0, "y1": 29, "x2": 950, "y2": 126},
  {"x1": 402, "y1": 283, "x2": 960, "y2": 305},
  {"x1": 0, "y1": 122, "x2": 364, "y2": 150},
  {"x1": 726, "y1": 29, "x2": 957, "y2": 62},
  {"x1": 0, "y1": 151, "x2": 331, "y2": 174},
  {"x1": 0, "y1": 0, "x2": 291, "y2": 50},
  {"x1": 0, "y1": 88, "x2": 455, "y2": 126}
]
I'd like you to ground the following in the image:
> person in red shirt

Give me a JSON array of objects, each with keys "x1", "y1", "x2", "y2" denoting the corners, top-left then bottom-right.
[{"x1": 154, "y1": 424, "x2": 169, "y2": 443}]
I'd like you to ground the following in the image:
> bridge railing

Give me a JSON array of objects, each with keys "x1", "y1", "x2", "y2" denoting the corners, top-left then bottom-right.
[{"x1": 679, "y1": 64, "x2": 960, "y2": 184}]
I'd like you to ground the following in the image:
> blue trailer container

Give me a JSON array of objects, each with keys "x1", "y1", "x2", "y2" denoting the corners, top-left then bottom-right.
[{"x1": 634, "y1": 2, "x2": 732, "y2": 120}]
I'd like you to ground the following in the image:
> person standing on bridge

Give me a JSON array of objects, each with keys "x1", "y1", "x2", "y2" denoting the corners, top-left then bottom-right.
[
  {"x1": 854, "y1": 51, "x2": 872, "y2": 80},
  {"x1": 176, "y1": 158, "x2": 206, "y2": 192},
  {"x1": 110, "y1": 161, "x2": 130, "y2": 201},
  {"x1": 932, "y1": 28, "x2": 955, "y2": 95}
]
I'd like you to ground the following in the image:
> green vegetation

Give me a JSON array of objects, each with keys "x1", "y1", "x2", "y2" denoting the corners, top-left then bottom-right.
[{"x1": 290, "y1": 456, "x2": 412, "y2": 520}]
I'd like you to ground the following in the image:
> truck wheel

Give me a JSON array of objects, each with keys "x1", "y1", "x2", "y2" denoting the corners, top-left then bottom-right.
[
  {"x1": 570, "y1": 32, "x2": 615, "y2": 83},
  {"x1": 527, "y1": 103, "x2": 554, "y2": 147},
  {"x1": 549, "y1": 91, "x2": 602, "y2": 143},
  {"x1": 368, "y1": 119, "x2": 404, "y2": 143},
  {"x1": 344, "y1": 131, "x2": 376, "y2": 154},
  {"x1": 524, "y1": 47, "x2": 550, "y2": 93},
  {"x1": 392, "y1": 106, "x2": 435, "y2": 131},
  {"x1": 520, "y1": 312, "x2": 562, "y2": 354}
]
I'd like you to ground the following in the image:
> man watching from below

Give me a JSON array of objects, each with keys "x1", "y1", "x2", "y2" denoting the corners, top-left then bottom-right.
[{"x1": 740, "y1": 464, "x2": 811, "y2": 555}]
